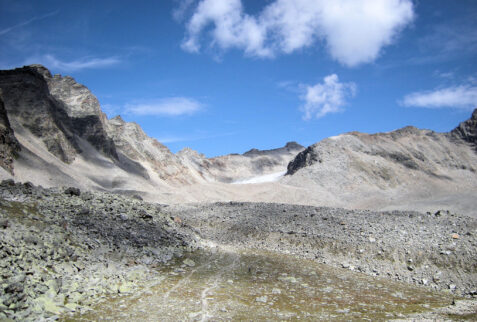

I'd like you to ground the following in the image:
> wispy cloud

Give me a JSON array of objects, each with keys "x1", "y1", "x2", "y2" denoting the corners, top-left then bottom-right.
[
  {"x1": 24, "y1": 54, "x2": 121, "y2": 72},
  {"x1": 178, "y1": 0, "x2": 414, "y2": 66},
  {"x1": 125, "y1": 97, "x2": 203, "y2": 117},
  {"x1": 172, "y1": 0, "x2": 195, "y2": 22},
  {"x1": 299, "y1": 74, "x2": 356, "y2": 119},
  {"x1": 0, "y1": 10, "x2": 59, "y2": 37},
  {"x1": 401, "y1": 85, "x2": 477, "y2": 109}
]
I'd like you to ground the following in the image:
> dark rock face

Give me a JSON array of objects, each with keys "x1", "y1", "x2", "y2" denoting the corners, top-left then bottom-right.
[
  {"x1": 286, "y1": 145, "x2": 320, "y2": 175},
  {"x1": 451, "y1": 109, "x2": 477, "y2": 147},
  {"x1": 0, "y1": 65, "x2": 119, "y2": 163},
  {"x1": 0, "y1": 90, "x2": 20, "y2": 174},
  {"x1": 71, "y1": 115, "x2": 118, "y2": 161},
  {"x1": 0, "y1": 66, "x2": 80, "y2": 162}
]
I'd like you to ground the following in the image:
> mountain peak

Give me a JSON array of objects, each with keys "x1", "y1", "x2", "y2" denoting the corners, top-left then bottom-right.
[
  {"x1": 110, "y1": 115, "x2": 125, "y2": 124},
  {"x1": 451, "y1": 108, "x2": 477, "y2": 146},
  {"x1": 26, "y1": 64, "x2": 52, "y2": 79}
]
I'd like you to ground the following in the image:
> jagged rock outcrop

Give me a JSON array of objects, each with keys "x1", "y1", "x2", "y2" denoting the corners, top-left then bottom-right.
[
  {"x1": 0, "y1": 90, "x2": 20, "y2": 174},
  {"x1": 452, "y1": 109, "x2": 477, "y2": 147},
  {"x1": 0, "y1": 65, "x2": 80, "y2": 163},
  {"x1": 286, "y1": 145, "x2": 319, "y2": 175},
  {"x1": 45, "y1": 68, "x2": 118, "y2": 160},
  {"x1": 0, "y1": 65, "x2": 119, "y2": 163},
  {"x1": 105, "y1": 116, "x2": 195, "y2": 184}
]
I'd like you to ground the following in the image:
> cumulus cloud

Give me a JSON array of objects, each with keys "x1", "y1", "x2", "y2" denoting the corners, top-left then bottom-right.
[
  {"x1": 300, "y1": 74, "x2": 356, "y2": 119},
  {"x1": 179, "y1": 0, "x2": 414, "y2": 66},
  {"x1": 401, "y1": 85, "x2": 477, "y2": 109},
  {"x1": 25, "y1": 54, "x2": 120, "y2": 72},
  {"x1": 125, "y1": 97, "x2": 203, "y2": 117}
]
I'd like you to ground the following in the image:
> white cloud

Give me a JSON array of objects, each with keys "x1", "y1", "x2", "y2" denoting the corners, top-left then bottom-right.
[
  {"x1": 179, "y1": 0, "x2": 414, "y2": 66},
  {"x1": 125, "y1": 97, "x2": 203, "y2": 117},
  {"x1": 401, "y1": 85, "x2": 477, "y2": 109},
  {"x1": 300, "y1": 74, "x2": 356, "y2": 119},
  {"x1": 25, "y1": 54, "x2": 120, "y2": 72}
]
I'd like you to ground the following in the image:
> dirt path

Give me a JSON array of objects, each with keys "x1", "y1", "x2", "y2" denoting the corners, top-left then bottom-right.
[{"x1": 67, "y1": 246, "x2": 464, "y2": 321}]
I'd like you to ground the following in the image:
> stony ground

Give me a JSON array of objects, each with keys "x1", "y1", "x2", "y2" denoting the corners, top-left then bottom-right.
[
  {"x1": 166, "y1": 202, "x2": 477, "y2": 297},
  {"x1": 0, "y1": 180, "x2": 197, "y2": 320},
  {"x1": 0, "y1": 180, "x2": 476, "y2": 320}
]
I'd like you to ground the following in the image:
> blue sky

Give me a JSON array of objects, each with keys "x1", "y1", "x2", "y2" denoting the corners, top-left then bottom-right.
[{"x1": 1, "y1": 0, "x2": 476, "y2": 157}]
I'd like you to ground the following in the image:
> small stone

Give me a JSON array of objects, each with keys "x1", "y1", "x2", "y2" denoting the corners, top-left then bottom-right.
[
  {"x1": 78, "y1": 207, "x2": 89, "y2": 215},
  {"x1": 65, "y1": 302, "x2": 79, "y2": 311},
  {"x1": 451, "y1": 233, "x2": 459, "y2": 239},
  {"x1": 138, "y1": 210, "x2": 153, "y2": 221},
  {"x1": 64, "y1": 187, "x2": 81, "y2": 196},
  {"x1": 1, "y1": 179, "x2": 15, "y2": 186},
  {"x1": 119, "y1": 282, "x2": 134, "y2": 294},
  {"x1": 407, "y1": 265, "x2": 414, "y2": 271},
  {"x1": 183, "y1": 259, "x2": 195, "y2": 267},
  {"x1": 255, "y1": 295, "x2": 267, "y2": 303},
  {"x1": 369, "y1": 237, "x2": 376, "y2": 243},
  {"x1": 0, "y1": 219, "x2": 9, "y2": 229},
  {"x1": 448, "y1": 284, "x2": 456, "y2": 290}
]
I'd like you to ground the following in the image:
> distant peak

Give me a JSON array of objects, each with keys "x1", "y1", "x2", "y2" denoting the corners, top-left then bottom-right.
[{"x1": 285, "y1": 141, "x2": 304, "y2": 150}]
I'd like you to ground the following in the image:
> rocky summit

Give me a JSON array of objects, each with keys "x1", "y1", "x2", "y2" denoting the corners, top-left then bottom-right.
[{"x1": 0, "y1": 65, "x2": 476, "y2": 320}]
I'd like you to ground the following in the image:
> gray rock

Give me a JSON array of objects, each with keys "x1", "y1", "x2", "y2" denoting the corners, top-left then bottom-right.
[{"x1": 65, "y1": 187, "x2": 81, "y2": 197}]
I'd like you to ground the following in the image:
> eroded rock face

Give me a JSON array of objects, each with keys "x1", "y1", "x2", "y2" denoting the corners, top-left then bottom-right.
[
  {"x1": 0, "y1": 65, "x2": 119, "y2": 163},
  {"x1": 0, "y1": 91, "x2": 20, "y2": 174},
  {"x1": 286, "y1": 145, "x2": 320, "y2": 175},
  {"x1": 46, "y1": 71, "x2": 118, "y2": 160},
  {"x1": 0, "y1": 65, "x2": 79, "y2": 163},
  {"x1": 105, "y1": 115, "x2": 195, "y2": 184},
  {"x1": 452, "y1": 109, "x2": 477, "y2": 147}
]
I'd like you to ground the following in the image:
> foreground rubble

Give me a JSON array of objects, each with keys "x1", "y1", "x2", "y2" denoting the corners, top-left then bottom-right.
[{"x1": 0, "y1": 180, "x2": 196, "y2": 320}]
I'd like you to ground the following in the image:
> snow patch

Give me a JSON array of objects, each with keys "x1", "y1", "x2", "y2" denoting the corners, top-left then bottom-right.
[{"x1": 231, "y1": 171, "x2": 287, "y2": 184}]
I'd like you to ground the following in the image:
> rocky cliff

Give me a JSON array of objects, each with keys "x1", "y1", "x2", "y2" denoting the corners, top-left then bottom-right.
[{"x1": 0, "y1": 90, "x2": 20, "y2": 174}]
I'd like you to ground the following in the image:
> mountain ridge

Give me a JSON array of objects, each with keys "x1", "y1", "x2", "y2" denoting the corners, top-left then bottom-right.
[
  {"x1": 0, "y1": 65, "x2": 303, "y2": 190},
  {"x1": 0, "y1": 65, "x2": 475, "y2": 217}
]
